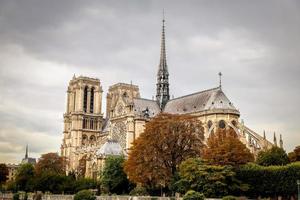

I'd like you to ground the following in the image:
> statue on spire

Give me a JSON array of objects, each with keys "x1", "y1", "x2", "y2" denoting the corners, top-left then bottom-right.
[{"x1": 156, "y1": 10, "x2": 170, "y2": 109}]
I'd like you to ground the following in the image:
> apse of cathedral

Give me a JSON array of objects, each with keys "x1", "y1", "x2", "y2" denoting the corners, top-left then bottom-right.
[{"x1": 61, "y1": 18, "x2": 281, "y2": 179}]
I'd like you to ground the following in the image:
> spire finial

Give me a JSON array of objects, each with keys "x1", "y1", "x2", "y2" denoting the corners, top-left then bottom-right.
[
  {"x1": 263, "y1": 130, "x2": 266, "y2": 139},
  {"x1": 218, "y1": 72, "x2": 222, "y2": 88}
]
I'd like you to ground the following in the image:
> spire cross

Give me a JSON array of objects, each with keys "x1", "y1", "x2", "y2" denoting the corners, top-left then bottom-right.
[{"x1": 218, "y1": 72, "x2": 222, "y2": 88}]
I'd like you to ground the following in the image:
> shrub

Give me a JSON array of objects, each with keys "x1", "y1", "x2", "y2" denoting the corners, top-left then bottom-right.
[
  {"x1": 183, "y1": 190, "x2": 205, "y2": 200},
  {"x1": 74, "y1": 190, "x2": 96, "y2": 200},
  {"x1": 129, "y1": 186, "x2": 149, "y2": 196},
  {"x1": 13, "y1": 193, "x2": 19, "y2": 200},
  {"x1": 222, "y1": 195, "x2": 237, "y2": 200}
]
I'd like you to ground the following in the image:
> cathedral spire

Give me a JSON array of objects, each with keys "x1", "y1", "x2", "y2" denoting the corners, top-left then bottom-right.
[{"x1": 156, "y1": 11, "x2": 170, "y2": 109}]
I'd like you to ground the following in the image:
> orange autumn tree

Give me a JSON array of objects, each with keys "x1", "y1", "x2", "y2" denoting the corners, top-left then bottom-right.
[
  {"x1": 124, "y1": 113, "x2": 205, "y2": 188},
  {"x1": 35, "y1": 152, "x2": 66, "y2": 175},
  {"x1": 203, "y1": 128, "x2": 254, "y2": 166}
]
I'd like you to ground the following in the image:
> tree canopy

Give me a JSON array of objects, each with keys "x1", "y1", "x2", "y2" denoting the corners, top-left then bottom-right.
[
  {"x1": 176, "y1": 158, "x2": 247, "y2": 198},
  {"x1": 202, "y1": 128, "x2": 254, "y2": 166},
  {"x1": 0, "y1": 163, "x2": 8, "y2": 184},
  {"x1": 256, "y1": 146, "x2": 289, "y2": 166},
  {"x1": 101, "y1": 155, "x2": 131, "y2": 194},
  {"x1": 35, "y1": 152, "x2": 66, "y2": 175},
  {"x1": 124, "y1": 113, "x2": 205, "y2": 188},
  {"x1": 288, "y1": 146, "x2": 300, "y2": 162},
  {"x1": 15, "y1": 163, "x2": 35, "y2": 192}
]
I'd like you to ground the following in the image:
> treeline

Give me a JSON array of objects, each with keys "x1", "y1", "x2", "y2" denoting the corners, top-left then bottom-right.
[{"x1": 1, "y1": 113, "x2": 300, "y2": 199}]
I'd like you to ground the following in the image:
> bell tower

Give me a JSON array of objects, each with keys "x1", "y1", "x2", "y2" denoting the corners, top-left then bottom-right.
[{"x1": 61, "y1": 75, "x2": 104, "y2": 174}]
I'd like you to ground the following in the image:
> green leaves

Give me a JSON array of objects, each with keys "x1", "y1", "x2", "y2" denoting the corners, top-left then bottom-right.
[{"x1": 256, "y1": 146, "x2": 289, "y2": 166}]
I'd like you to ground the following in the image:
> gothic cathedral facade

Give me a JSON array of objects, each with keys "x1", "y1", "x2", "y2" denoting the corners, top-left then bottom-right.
[{"x1": 61, "y1": 18, "x2": 281, "y2": 179}]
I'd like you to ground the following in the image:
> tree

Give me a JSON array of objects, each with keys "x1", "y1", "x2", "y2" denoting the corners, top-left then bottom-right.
[
  {"x1": 176, "y1": 158, "x2": 247, "y2": 198},
  {"x1": 124, "y1": 113, "x2": 205, "y2": 189},
  {"x1": 288, "y1": 146, "x2": 300, "y2": 162},
  {"x1": 101, "y1": 155, "x2": 131, "y2": 194},
  {"x1": 202, "y1": 128, "x2": 254, "y2": 166},
  {"x1": 15, "y1": 163, "x2": 35, "y2": 192},
  {"x1": 256, "y1": 146, "x2": 289, "y2": 166},
  {"x1": 35, "y1": 152, "x2": 66, "y2": 175},
  {"x1": 0, "y1": 163, "x2": 9, "y2": 184}
]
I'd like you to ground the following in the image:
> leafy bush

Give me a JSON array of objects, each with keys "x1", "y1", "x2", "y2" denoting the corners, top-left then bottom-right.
[
  {"x1": 13, "y1": 193, "x2": 19, "y2": 200},
  {"x1": 236, "y1": 162, "x2": 300, "y2": 198},
  {"x1": 256, "y1": 146, "x2": 289, "y2": 166},
  {"x1": 129, "y1": 185, "x2": 149, "y2": 196},
  {"x1": 183, "y1": 190, "x2": 205, "y2": 200},
  {"x1": 177, "y1": 158, "x2": 248, "y2": 197},
  {"x1": 74, "y1": 190, "x2": 96, "y2": 200},
  {"x1": 222, "y1": 195, "x2": 237, "y2": 200}
]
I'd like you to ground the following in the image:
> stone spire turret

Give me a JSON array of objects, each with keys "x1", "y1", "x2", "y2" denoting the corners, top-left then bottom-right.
[
  {"x1": 25, "y1": 144, "x2": 28, "y2": 159},
  {"x1": 273, "y1": 132, "x2": 277, "y2": 146},
  {"x1": 263, "y1": 130, "x2": 266, "y2": 140},
  {"x1": 156, "y1": 12, "x2": 170, "y2": 109},
  {"x1": 279, "y1": 134, "x2": 283, "y2": 148}
]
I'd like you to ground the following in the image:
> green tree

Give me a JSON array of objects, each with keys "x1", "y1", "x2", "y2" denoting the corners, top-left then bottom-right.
[
  {"x1": 176, "y1": 158, "x2": 247, "y2": 198},
  {"x1": 203, "y1": 128, "x2": 254, "y2": 166},
  {"x1": 101, "y1": 155, "x2": 131, "y2": 194},
  {"x1": 256, "y1": 146, "x2": 289, "y2": 166},
  {"x1": 125, "y1": 113, "x2": 204, "y2": 189},
  {"x1": 15, "y1": 163, "x2": 35, "y2": 192},
  {"x1": 0, "y1": 163, "x2": 9, "y2": 185}
]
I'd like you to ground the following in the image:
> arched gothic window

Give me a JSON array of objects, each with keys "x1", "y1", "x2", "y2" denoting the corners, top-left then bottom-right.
[
  {"x1": 208, "y1": 120, "x2": 213, "y2": 129},
  {"x1": 83, "y1": 86, "x2": 88, "y2": 113},
  {"x1": 82, "y1": 134, "x2": 88, "y2": 145},
  {"x1": 219, "y1": 120, "x2": 226, "y2": 129},
  {"x1": 90, "y1": 87, "x2": 94, "y2": 113}
]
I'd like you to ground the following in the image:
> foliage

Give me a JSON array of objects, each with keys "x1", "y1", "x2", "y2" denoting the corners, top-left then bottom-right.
[
  {"x1": 15, "y1": 163, "x2": 35, "y2": 192},
  {"x1": 236, "y1": 162, "x2": 300, "y2": 198},
  {"x1": 13, "y1": 192, "x2": 19, "y2": 200},
  {"x1": 34, "y1": 171, "x2": 67, "y2": 193},
  {"x1": 183, "y1": 190, "x2": 205, "y2": 200},
  {"x1": 256, "y1": 146, "x2": 289, "y2": 166},
  {"x1": 35, "y1": 152, "x2": 66, "y2": 175},
  {"x1": 101, "y1": 155, "x2": 131, "y2": 194},
  {"x1": 222, "y1": 195, "x2": 238, "y2": 200},
  {"x1": 129, "y1": 185, "x2": 149, "y2": 196},
  {"x1": 74, "y1": 189, "x2": 96, "y2": 200},
  {"x1": 125, "y1": 113, "x2": 205, "y2": 189},
  {"x1": 74, "y1": 178, "x2": 97, "y2": 193},
  {"x1": 203, "y1": 128, "x2": 254, "y2": 166},
  {"x1": 0, "y1": 163, "x2": 9, "y2": 184},
  {"x1": 288, "y1": 146, "x2": 300, "y2": 162},
  {"x1": 176, "y1": 158, "x2": 247, "y2": 198}
]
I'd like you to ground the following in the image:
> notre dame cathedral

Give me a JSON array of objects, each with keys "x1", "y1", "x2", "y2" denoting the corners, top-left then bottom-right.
[{"x1": 61, "y1": 18, "x2": 281, "y2": 179}]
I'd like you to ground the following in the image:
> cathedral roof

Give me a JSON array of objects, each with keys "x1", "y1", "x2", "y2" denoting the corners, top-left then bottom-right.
[
  {"x1": 163, "y1": 87, "x2": 239, "y2": 115},
  {"x1": 133, "y1": 98, "x2": 161, "y2": 118},
  {"x1": 96, "y1": 140, "x2": 123, "y2": 157}
]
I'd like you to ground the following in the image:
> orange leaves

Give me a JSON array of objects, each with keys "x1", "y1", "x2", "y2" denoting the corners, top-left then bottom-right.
[
  {"x1": 203, "y1": 128, "x2": 254, "y2": 166},
  {"x1": 124, "y1": 113, "x2": 205, "y2": 187}
]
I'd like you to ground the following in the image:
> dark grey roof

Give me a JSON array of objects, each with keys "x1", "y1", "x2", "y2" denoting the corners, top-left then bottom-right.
[
  {"x1": 21, "y1": 157, "x2": 36, "y2": 165},
  {"x1": 163, "y1": 87, "x2": 239, "y2": 115},
  {"x1": 96, "y1": 140, "x2": 123, "y2": 156},
  {"x1": 133, "y1": 98, "x2": 161, "y2": 118}
]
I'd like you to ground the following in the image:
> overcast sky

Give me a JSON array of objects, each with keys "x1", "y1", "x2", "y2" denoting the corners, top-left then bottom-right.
[{"x1": 0, "y1": 0, "x2": 299, "y2": 163}]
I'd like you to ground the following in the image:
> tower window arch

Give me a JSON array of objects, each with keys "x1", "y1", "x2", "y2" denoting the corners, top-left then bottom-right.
[
  {"x1": 83, "y1": 86, "x2": 88, "y2": 113},
  {"x1": 208, "y1": 120, "x2": 213, "y2": 129},
  {"x1": 218, "y1": 120, "x2": 226, "y2": 129},
  {"x1": 90, "y1": 87, "x2": 94, "y2": 113}
]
